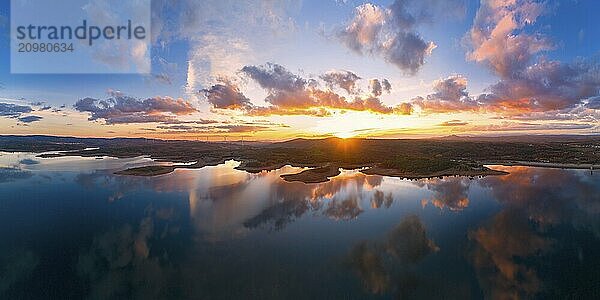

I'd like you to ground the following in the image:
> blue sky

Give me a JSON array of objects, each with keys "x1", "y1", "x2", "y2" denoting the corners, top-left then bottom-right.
[{"x1": 0, "y1": 0, "x2": 599, "y2": 139}]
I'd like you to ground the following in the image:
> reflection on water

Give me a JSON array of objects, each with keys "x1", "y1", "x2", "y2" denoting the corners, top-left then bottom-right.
[{"x1": 0, "y1": 153, "x2": 599, "y2": 299}]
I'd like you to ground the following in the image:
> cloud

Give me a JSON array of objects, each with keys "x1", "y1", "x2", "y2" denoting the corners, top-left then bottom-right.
[
  {"x1": 336, "y1": 0, "x2": 464, "y2": 74},
  {"x1": 320, "y1": 70, "x2": 362, "y2": 94},
  {"x1": 17, "y1": 115, "x2": 43, "y2": 123},
  {"x1": 466, "y1": 0, "x2": 551, "y2": 78},
  {"x1": 207, "y1": 63, "x2": 412, "y2": 116},
  {"x1": 369, "y1": 78, "x2": 392, "y2": 96},
  {"x1": 152, "y1": 73, "x2": 172, "y2": 85},
  {"x1": 241, "y1": 63, "x2": 306, "y2": 92},
  {"x1": 201, "y1": 81, "x2": 253, "y2": 110},
  {"x1": 413, "y1": 58, "x2": 600, "y2": 116},
  {"x1": 153, "y1": 0, "x2": 300, "y2": 96},
  {"x1": 455, "y1": 0, "x2": 600, "y2": 116},
  {"x1": 468, "y1": 121, "x2": 595, "y2": 132},
  {"x1": 394, "y1": 102, "x2": 414, "y2": 115},
  {"x1": 82, "y1": 1, "x2": 150, "y2": 72},
  {"x1": 74, "y1": 92, "x2": 196, "y2": 124},
  {"x1": 586, "y1": 96, "x2": 600, "y2": 109},
  {"x1": 157, "y1": 124, "x2": 272, "y2": 134},
  {"x1": 413, "y1": 75, "x2": 479, "y2": 113},
  {"x1": 0, "y1": 103, "x2": 32, "y2": 117},
  {"x1": 477, "y1": 59, "x2": 600, "y2": 113},
  {"x1": 439, "y1": 120, "x2": 468, "y2": 126},
  {"x1": 505, "y1": 108, "x2": 600, "y2": 122},
  {"x1": 337, "y1": 2, "x2": 436, "y2": 74}
]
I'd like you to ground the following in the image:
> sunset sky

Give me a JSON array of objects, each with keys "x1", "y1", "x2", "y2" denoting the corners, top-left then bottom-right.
[{"x1": 0, "y1": 0, "x2": 599, "y2": 140}]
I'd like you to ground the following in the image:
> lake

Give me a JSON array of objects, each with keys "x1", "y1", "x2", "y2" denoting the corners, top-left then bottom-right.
[{"x1": 1, "y1": 152, "x2": 599, "y2": 299}]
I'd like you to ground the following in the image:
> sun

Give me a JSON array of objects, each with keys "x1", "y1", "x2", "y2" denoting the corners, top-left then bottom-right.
[{"x1": 334, "y1": 131, "x2": 356, "y2": 139}]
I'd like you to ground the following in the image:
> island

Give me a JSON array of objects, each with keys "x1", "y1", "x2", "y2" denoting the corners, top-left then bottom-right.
[
  {"x1": 114, "y1": 165, "x2": 176, "y2": 176},
  {"x1": 280, "y1": 165, "x2": 341, "y2": 183}
]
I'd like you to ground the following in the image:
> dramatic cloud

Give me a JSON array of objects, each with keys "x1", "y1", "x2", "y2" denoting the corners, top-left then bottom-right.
[
  {"x1": 242, "y1": 63, "x2": 307, "y2": 92},
  {"x1": 338, "y1": 3, "x2": 434, "y2": 74},
  {"x1": 457, "y1": 0, "x2": 600, "y2": 116},
  {"x1": 369, "y1": 78, "x2": 391, "y2": 96},
  {"x1": 201, "y1": 81, "x2": 253, "y2": 110},
  {"x1": 413, "y1": 59, "x2": 600, "y2": 116},
  {"x1": 74, "y1": 92, "x2": 196, "y2": 124},
  {"x1": 466, "y1": 0, "x2": 551, "y2": 78},
  {"x1": 477, "y1": 59, "x2": 600, "y2": 113},
  {"x1": 17, "y1": 115, "x2": 43, "y2": 123},
  {"x1": 413, "y1": 75, "x2": 479, "y2": 113},
  {"x1": 320, "y1": 70, "x2": 361, "y2": 94},
  {"x1": 0, "y1": 102, "x2": 32, "y2": 117},
  {"x1": 337, "y1": 0, "x2": 464, "y2": 74},
  {"x1": 156, "y1": 0, "x2": 300, "y2": 96},
  {"x1": 205, "y1": 63, "x2": 411, "y2": 117},
  {"x1": 394, "y1": 102, "x2": 414, "y2": 115}
]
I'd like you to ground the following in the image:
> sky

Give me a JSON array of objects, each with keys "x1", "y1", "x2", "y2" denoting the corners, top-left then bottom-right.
[{"x1": 0, "y1": 0, "x2": 599, "y2": 140}]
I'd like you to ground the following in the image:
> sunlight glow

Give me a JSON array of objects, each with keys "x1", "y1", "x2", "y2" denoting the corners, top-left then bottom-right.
[{"x1": 334, "y1": 131, "x2": 356, "y2": 139}]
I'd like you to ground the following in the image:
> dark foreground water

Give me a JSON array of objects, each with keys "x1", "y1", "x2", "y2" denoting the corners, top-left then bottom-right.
[{"x1": 1, "y1": 152, "x2": 599, "y2": 299}]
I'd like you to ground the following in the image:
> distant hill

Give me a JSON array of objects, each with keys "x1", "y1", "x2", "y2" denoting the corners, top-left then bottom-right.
[{"x1": 435, "y1": 134, "x2": 600, "y2": 143}]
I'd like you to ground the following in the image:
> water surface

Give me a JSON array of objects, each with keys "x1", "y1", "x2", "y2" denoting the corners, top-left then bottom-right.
[{"x1": 1, "y1": 152, "x2": 599, "y2": 299}]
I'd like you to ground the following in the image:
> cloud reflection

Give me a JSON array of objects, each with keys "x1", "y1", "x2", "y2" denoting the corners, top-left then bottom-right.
[
  {"x1": 346, "y1": 215, "x2": 439, "y2": 296},
  {"x1": 243, "y1": 170, "x2": 388, "y2": 230},
  {"x1": 469, "y1": 166, "x2": 600, "y2": 298},
  {"x1": 417, "y1": 177, "x2": 471, "y2": 211}
]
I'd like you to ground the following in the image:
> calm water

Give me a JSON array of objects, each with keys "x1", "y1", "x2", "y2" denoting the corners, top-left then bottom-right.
[{"x1": 1, "y1": 152, "x2": 599, "y2": 299}]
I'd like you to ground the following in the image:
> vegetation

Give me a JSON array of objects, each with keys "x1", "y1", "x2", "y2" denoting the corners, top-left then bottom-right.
[
  {"x1": 381, "y1": 156, "x2": 460, "y2": 173},
  {"x1": 1, "y1": 135, "x2": 598, "y2": 181}
]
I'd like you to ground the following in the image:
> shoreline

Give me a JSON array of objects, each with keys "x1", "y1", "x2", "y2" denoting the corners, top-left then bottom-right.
[
  {"x1": 280, "y1": 165, "x2": 341, "y2": 183},
  {"x1": 112, "y1": 160, "x2": 597, "y2": 181},
  {"x1": 484, "y1": 161, "x2": 599, "y2": 170},
  {"x1": 6, "y1": 149, "x2": 597, "y2": 180},
  {"x1": 360, "y1": 166, "x2": 509, "y2": 180}
]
